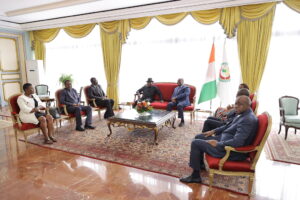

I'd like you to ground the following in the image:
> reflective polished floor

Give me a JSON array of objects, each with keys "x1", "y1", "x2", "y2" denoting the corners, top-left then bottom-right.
[{"x1": 0, "y1": 120, "x2": 300, "y2": 200}]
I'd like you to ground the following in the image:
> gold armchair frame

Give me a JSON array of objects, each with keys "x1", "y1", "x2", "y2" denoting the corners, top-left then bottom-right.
[
  {"x1": 8, "y1": 94, "x2": 41, "y2": 145},
  {"x1": 206, "y1": 112, "x2": 272, "y2": 196}
]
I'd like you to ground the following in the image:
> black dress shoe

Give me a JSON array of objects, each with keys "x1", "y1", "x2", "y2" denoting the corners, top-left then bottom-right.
[
  {"x1": 76, "y1": 127, "x2": 85, "y2": 131},
  {"x1": 179, "y1": 175, "x2": 202, "y2": 183},
  {"x1": 178, "y1": 121, "x2": 185, "y2": 127},
  {"x1": 84, "y1": 125, "x2": 95, "y2": 129}
]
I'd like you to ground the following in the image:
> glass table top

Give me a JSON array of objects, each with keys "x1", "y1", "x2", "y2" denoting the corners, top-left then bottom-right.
[{"x1": 112, "y1": 109, "x2": 174, "y2": 124}]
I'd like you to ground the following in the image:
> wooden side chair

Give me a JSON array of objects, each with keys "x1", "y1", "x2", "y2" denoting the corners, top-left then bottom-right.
[
  {"x1": 83, "y1": 86, "x2": 106, "y2": 120},
  {"x1": 251, "y1": 100, "x2": 259, "y2": 115},
  {"x1": 8, "y1": 94, "x2": 41, "y2": 144},
  {"x1": 205, "y1": 112, "x2": 272, "y2": 196},
  {"x1": 55, "y1": 89, "x2": 87, "y2": 126}
]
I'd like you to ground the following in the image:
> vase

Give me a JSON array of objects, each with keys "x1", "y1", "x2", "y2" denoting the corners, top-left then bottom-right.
[{"x1": 139, "y1": 112, "x2": 151, "y2": 117}]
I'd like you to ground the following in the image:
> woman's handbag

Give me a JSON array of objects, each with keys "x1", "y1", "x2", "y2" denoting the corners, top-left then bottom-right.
[{"x1": 48, "y1": 107, "x2": 61, "y2": 119}]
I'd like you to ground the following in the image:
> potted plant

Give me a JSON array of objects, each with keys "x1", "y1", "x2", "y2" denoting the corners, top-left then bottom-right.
[{"x1": 59, "y1": 74, "x2": 73, "y2": 86}]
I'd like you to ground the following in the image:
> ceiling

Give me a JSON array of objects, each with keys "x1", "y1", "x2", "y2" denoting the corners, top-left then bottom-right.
[{"x1": 0, "y1": 0, "x2": 278, "y2": 31}]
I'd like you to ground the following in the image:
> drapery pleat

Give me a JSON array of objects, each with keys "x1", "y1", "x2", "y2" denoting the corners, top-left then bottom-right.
[
  {"x1": 31, "y1": 28, "x2": 60, "y2": 60},
  {"x1": 241, "y1": 2, "x2": 276, "y2": 19},
  {"x1": 284, "y1": 0, "x2": 300, "y2": 13},
  {"x1": 156, "y1": 12, "x2": 188, "y2": 25},
  {"x1": 237, "y1": 7, "x2": 275, "y2": 94},
  {"x1": 63, "y1": 23, "x2": 96, "y2": 38},
  {"x1": 130, "y1": 17, "x2": 153, "y2": 30},
  {"x1": 190, "y1": 9, "x2": 220, "y2": 24},
  {"x1": 100, "y1": 28, "x2": 123, "y2": 109},
  {"x1": 220, "y1": 7, "x2": 241, "y2": 38}
]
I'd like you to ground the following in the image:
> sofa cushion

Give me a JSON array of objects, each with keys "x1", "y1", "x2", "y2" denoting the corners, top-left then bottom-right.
[
  {"x1": 150, "y1": 102, "x2": 168, "y2": 109},
  {"x1": 153, "y1": 82, "x2": 196, "y2": 103},
  {"x1": 151, "y1": 102, "x2": 195, "y2": 111}
]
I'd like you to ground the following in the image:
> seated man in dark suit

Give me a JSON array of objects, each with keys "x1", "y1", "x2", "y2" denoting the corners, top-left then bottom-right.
[
  {"x1": 133, "y1": 78, "x2": 163, "y2": 107},
  {"x1": 60, "y1": 80, "x2": 95, "y2": 131},
  {"x1": 167, "y1": 78, "x2": 190, "y2": 127},
  {"x1": 180, "y1": 95, "x2": 258, "y2": 183},
  {"x1": 202, "y1": 88, "x2": 250, "y2": 132},
  {"x1": 88, "y1": 77, "x2": 114, "y2": 119}
]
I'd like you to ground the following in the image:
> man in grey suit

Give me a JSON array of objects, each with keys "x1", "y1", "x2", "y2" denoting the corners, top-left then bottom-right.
[
  {"x1": 180, "y1": 95, "x2": 258, "y2": 183},
  {"x1": 167, "y1": 78, "x2": 190, "y2": 127}
]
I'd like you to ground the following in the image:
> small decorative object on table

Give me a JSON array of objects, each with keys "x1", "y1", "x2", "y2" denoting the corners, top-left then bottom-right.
[{"x1": 136, "y1": 101, "x2": 153, "y2": 117}]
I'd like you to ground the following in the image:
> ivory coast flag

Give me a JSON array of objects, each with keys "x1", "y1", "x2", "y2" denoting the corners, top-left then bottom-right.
[{"x1": 198, "y1": 43, "x2": 217, "y2": 104}]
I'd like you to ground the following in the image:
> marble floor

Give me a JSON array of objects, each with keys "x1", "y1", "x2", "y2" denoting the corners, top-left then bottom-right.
[{"x1": 0, "y1": 119, "x2": 300, "y2": 200}]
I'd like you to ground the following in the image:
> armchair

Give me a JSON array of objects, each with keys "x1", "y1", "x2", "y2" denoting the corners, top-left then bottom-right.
[
  {"x1": 205, "y1": 112, "x2": 272, "y2": 196},
  {"x1": 35, "y1": 84, "x2": 50, "y2": 97},
  {"x1": 278, "y1": 96, "x2": 300, "y2": 140},
  {"x1": 55, "y1": 89, "x2": 86, "y2": 125},
  {"x1": 83, "y1": 86, "x2": 105, "y2": 119},
  {"x1": 8, "y1": 94, "x2": 41, "y2": 144}
]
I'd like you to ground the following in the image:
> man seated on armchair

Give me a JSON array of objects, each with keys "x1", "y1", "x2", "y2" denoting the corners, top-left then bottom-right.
[
  {"x1": 166, "y1": 78, "x2": 190, "y2": 127},
  {"x1": 88, "y1": 77, "x2": 114, "y2": 119},
  {"x1": 202, "y1": 88, "x2": 250, "y2": 132},
  {"x1": 180, "y1": 95, "x2": 258, "y2": 183},
  {"x1": 133, "y1": 78, "x2": 163, "y2": 107},
  {"x1": 60, "y1": 80, "x2": 95, "y2": 131}
]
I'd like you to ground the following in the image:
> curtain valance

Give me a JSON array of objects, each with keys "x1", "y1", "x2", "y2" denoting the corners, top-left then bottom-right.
[{"x1": 284, "y1": 0, "x2": 300, "y2": 13}]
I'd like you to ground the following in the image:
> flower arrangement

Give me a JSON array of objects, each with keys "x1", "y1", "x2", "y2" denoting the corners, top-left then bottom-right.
[{"x1": 136, "y1": 101, "x2": 153, "y2": 113}]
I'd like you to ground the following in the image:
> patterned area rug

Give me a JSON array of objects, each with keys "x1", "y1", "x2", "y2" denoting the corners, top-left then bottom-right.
[
  {"x1": 24, "y1": 120, "x2": 249, "y2": 194},
  {"x1": 265, "y1": 129, "x2": 300, "y2": 165}
]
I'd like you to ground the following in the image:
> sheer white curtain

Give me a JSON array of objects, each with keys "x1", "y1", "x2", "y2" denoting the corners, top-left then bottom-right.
[
  {"x1": 45, "y1": 27, "x2": 106, "y2": 97},
  {"x1": 121, "y1": 15, "x2": 241, "y2": 109},
  {"x1": 259, "y1": 4, "x2": 300, "y2": 123}
]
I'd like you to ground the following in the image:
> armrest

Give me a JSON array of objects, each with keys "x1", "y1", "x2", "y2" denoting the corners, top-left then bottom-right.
[
  {"x1": 134, "y1": 93, "x2": 140, "y2": 102},
  {"x1": 279, "y1": 108, "x2": 285, "y2": 122},
  {"x1": 90, "y1": 98, "x2": 97, "y2": 107},
  {"x1": 218, "y1": 145, "x2": 258, "y2": 170},
  {"x1": 60, "y1": 104, "x2": 69, "y2": 115},
  {"x1": 14, "y1": 113, "x2": 22, "y2": 128}
]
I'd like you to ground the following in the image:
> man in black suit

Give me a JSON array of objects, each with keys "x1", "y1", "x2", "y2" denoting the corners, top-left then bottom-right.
[
  {"x1": 202, "y1": 88, "x2": 250, "y2": 132},
  {"x1": 60, "y1": 80, "x2": 95, "y2": 131},
  {"x1": 88, "y1": 77, "x2": 114, "y2": 119},
  {"x1": 133, "y1": 78, "x2": 163, "y2": 107},
  {"x1": 180, "y1": 95, "x2": 258, "y2": 183}
]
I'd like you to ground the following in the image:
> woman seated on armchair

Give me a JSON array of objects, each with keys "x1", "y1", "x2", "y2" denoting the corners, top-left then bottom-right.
[{"x1": 17, "y1": 83, "x2": 57, "y2": 144}]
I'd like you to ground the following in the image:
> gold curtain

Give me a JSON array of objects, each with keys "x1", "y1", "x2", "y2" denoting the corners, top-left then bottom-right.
[
  {"x1": 284, "y1": 0, "x2": 300, "y2": 13},
  {"x1": 99, "y1": 20, "x2": 130, "y2": 109},
  {"x1": 31, "y1": 23, "x2": 97, "y2": 60},
  {"x1": 63, "y1": 23, "x2": 96, "y2": 38},
  {"x1": 100, "y1": 29, "x2": 123, "y2": 109},
  {"x1": 237, "y1": 7, "x2": 275, "y2": 93},
  {"x1": 130, "y1": 17, "x2": 152, "y2": 30},
  {"x1": 156, "y1": 13, "x2": 188, "y2": 25},
  {"x1": 190, "y1": 9, "x2": 220, "y2": 24},
  {"x1": 220, "y1": 7, "x2": 240, "y2": 38},
  {"x1": 31, "y1": 28, "x2": 60, "y2": 60}
]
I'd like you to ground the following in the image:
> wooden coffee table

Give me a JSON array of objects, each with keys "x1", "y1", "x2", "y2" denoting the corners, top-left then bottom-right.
[{"x1": 107, "y1": 110, "x2": 176, "y2": 145}]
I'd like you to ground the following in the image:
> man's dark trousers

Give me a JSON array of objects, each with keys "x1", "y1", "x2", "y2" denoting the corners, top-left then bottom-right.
[
  {"x1": 189, "y1": 134, "x2": 224, "y2": 170},
  {"x1": 167, "y1": 102, "x2": 184, "y2": 119},
  {"x1": 95, "y1": 99, "x2": 114, "y2": 118},
  {"x1": 67, "y1": 105, "x2": 92, "y2": 128},
  {"x1": 202, "y1": 117, "x2": 224, "y2": 132}
]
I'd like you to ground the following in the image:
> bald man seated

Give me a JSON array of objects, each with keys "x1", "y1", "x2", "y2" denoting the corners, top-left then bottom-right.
[{"x1": 180, "y1": 95, "x2": 258, "y2": 183}]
